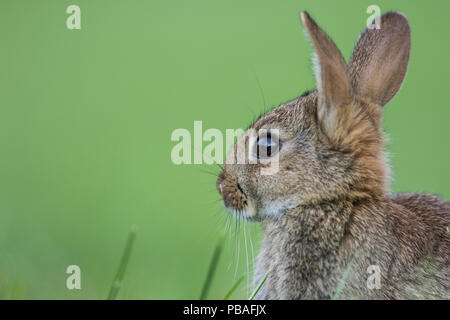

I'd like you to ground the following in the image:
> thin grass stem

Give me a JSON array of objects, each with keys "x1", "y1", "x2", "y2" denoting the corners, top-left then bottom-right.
[
  {"x1": 223, "y1": 276, "x2": 245, "y2": 300},
  {"x1": 332, "y1": 251, "x2": 359, "y2": 300},
  {"x1": 199, "y1": 231, "x2": 226, "y2": 300},
  {"x1": 107, "y1": 226, "x2": 138, "y2": 300},
  {"x1": 248, "y1": 272, "x2": 268, "y2": 300}
]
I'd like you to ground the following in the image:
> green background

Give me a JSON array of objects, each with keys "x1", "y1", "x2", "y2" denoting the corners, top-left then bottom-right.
[{"x1": 0, "y1": 0, "x2": 449, "y2": 299}]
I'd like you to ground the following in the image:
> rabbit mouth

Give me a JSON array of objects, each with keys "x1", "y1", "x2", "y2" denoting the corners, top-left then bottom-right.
[
  {"x1": 217, "y1": 173, "x2": 258, "y2": 221},
  {"x1": 218, "y1": 180, "x2": 249, "y2": 213},
  {"x1": 236, "y1": 182, "x2": 247, "y2": 198}
]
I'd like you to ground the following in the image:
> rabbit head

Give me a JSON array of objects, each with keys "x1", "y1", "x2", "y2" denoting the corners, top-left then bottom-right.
[{"x1": 217, "y1": 11, "x2": 411, "y2": 222}]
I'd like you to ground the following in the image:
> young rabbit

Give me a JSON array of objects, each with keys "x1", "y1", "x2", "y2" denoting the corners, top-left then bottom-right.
[{"x1": 216, "y1": 11, "x2": 450, "y2": 299}]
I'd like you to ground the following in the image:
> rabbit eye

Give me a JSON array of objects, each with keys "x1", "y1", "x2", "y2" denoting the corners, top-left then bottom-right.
[{"x1": 256, "y1": 132, "x2": 281, "y2": 159}]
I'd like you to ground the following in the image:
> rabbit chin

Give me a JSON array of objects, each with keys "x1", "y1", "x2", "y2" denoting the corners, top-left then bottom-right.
[
  {"x1": 258, "y1": 198, "x2": 299, "y2": 220},
  {"x1": 226, "y1": 201, "x2": 259, "y2": 222},
  {"x1": 226, "y1": 198, "x2": 298, "y2": 222}
]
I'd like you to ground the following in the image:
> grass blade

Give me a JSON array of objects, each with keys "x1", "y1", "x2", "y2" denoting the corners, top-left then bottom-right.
[
  {"x1": 107, "y1": 226, "x2": 138, "y2": 300},
  {"x1": 332, "y1": 251, "x2": 358, "y2": 300},
  {"x1": 199, "y1": 231, "x2": 226, "y2": 300},
  {"x1": 223, "y1": 276, "x2": 244, "y2": 300},
  {"x1": 248, "y1": 272, "x2": 268, "y2": 300}
]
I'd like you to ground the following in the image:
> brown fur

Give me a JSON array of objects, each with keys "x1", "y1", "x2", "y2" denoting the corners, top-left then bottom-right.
[{"x1": 216, "y1": 11, "x2": 449, "y2": 299}]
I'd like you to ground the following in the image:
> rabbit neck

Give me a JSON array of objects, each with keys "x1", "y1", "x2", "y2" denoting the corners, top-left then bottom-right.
[
  {"x1": 255, "y1": 199, "x2": 357, "y2": 299},
  {"x1": 263, "y1": 198, "x2": 354, "y2": 248}
]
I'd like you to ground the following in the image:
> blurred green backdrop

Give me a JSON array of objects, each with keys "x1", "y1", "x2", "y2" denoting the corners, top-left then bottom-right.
[{"x1": 0, "y1": 0, "x2": 449, "y2": 299}]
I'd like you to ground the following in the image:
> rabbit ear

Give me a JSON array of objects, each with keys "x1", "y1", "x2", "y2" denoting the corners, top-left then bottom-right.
[
  {"x1": 301, "y1": 12, "x2": 352, "y2": 134},
  {"x1": 349, "y1": 12, "x2": 411, "y2": 106}
]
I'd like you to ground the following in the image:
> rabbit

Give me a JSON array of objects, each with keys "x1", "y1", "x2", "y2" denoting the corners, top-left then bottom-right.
[{"x1": 216, "y1": 11, "x2": 450, "y2": 299}]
